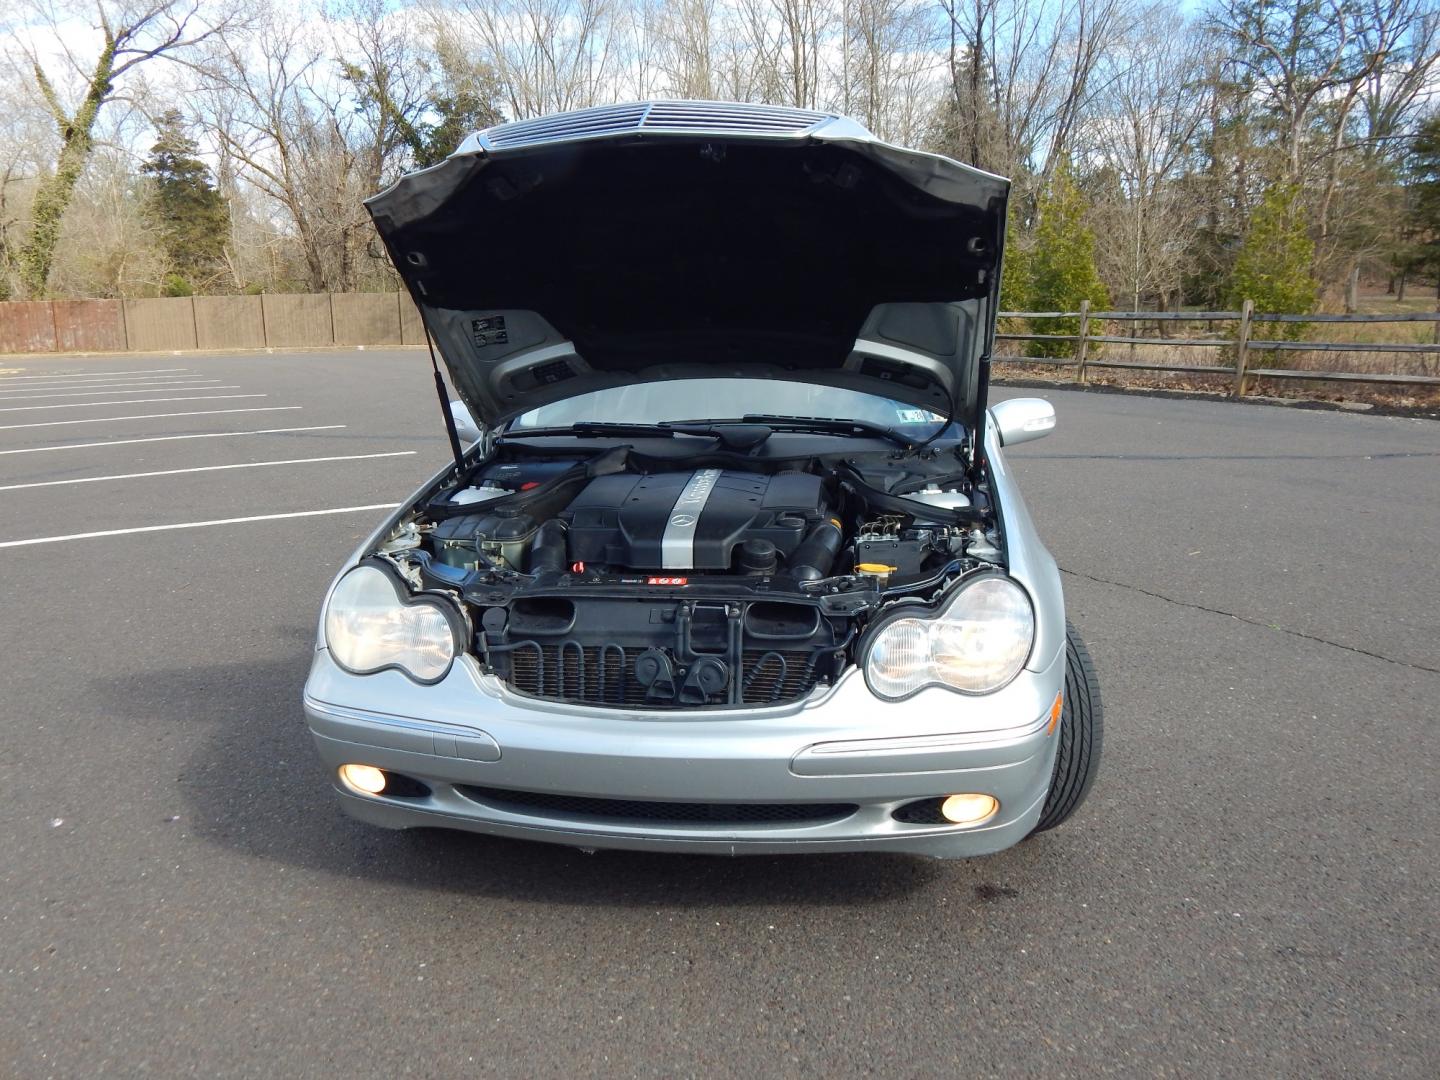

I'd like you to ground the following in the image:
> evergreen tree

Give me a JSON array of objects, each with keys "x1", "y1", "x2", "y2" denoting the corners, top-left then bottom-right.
[
  {"x1": 997, "y1": 203, "x2": 1032, "y2": 341},
  {"x1": 1026, "y1": 165, "x2": 1110, "y2": 357},
  {"x1": 141, "y1": 110, "x2": 229, "y2": 290},
  {"x1": 1398, "y1": 115, "x2": 1440, "y2": 297},
  {"x1": 1227, "y1": 184, "x2": 1318, "y2": 340}
]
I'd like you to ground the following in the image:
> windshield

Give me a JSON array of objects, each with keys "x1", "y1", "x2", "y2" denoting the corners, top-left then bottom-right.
[{"x1": 512, "y1": 379, "x2": 952, "y2": 432}]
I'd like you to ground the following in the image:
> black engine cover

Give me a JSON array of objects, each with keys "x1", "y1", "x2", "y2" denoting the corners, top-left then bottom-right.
[{"x1": 562, "y1": 469, "x2": 827, "y2": 570}]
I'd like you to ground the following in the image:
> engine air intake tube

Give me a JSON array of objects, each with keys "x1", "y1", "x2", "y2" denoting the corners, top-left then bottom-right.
[
  {"x1": 788, "y1": 518, "x2": 844, "y2": 582},
  {"x1": 528, "y1": 519, "x2": 568, "y2": 574}
]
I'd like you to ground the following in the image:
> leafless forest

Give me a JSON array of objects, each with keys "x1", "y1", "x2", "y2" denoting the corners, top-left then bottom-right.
[{"x1": 1, "y1": 0, "x2": 1436, "y2": 314}]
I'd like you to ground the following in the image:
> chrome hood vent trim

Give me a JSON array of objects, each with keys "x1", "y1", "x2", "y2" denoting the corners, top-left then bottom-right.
[
  {"x1": 479, "y1": 103, "x2": 651, "y2": 149},
  {"x1": 471, "y1": 100, "x2": 833, "y2": 152}
]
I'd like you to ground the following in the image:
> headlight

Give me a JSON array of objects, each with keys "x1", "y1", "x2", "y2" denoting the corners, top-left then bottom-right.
[
  {"x1": 324, "y1": 563, "x2": 463, "y2": 683},
  {"x1": 865, "y1": 575, "x2": 1034, "y2": 699}
]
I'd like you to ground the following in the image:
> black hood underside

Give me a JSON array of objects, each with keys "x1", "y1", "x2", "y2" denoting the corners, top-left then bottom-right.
[{"x1": 368, "y1": 114, "x2": 1008, "y2": 429}]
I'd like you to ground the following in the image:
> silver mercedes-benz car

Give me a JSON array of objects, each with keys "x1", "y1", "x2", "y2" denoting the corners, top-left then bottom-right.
[{"x1": 303, "y1": 100, "x2": 1102, "y2": 859}]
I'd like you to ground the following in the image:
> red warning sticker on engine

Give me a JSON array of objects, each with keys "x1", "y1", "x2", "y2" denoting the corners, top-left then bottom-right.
[{"x1": 647, "y1": 576, "x2": 689, "y2": 586}]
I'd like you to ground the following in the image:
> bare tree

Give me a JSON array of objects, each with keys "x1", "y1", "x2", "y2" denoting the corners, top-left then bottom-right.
[
  {"x1": 439, "y1": 0, "x2": 619, "y2": 118},
  {"x1": 48, "y1": 142, "x2": 168, "y2": 297},
  {"x1": 328, "y1": 0, "x2": 436, "y2": 288},
  {"x1": 196, "y1": 13, "x2": 332, "y2": 289},
  {"x1": 1355, "y1": 0, "x2": 1440, "y2": 162},
  {"x1": 8, "y1": 0, "x2": 232, "y2": 296},
  {"x1": 842, "y1": 0, "x2": 940, "y2": 142},
  {"x1": 650, "y1": 0, "x2": 718, "y2": 98},
  {"x1": 1211, "y1": 0, "x2": 1384, "y2": 185},
  {"x1": 196, "y1": 0, "x2": 430, "y2": 292},
  {"x1": 771, "y1": 0, "x2": 832, "y2": 108},
  {"x1": 1083, "y1": 5, "x2": 1209, "y2": 310},
  {"x1": 937, "y1": 0, "x2": 1133, "y2": 192}
]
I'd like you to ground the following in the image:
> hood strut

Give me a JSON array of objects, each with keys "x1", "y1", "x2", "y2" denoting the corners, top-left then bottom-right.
[
  {"x1": 423, "y1": 318, "x2": 467, "y2": 475},
  {"x1": 970, "y1": 353, "x2": 991, "y2": 474}
]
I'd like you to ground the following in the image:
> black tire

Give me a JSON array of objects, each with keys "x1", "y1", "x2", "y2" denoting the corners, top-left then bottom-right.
[{"x1": 1030, "y1": 621, "x2": 1104, "y2": 834}]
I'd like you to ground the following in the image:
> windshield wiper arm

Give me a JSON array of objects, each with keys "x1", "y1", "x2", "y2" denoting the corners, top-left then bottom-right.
[
  {"x1": 675, "y1": 414, "x2": 916, "y2": 450},
  {"x1": 502, "y1": 421, "x2": 773, "y2": 449},
  {"x1": 500, "y1": 422, "x2": 683, "y2": 440}
]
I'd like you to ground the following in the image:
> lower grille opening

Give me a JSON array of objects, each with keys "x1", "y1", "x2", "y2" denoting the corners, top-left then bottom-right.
[
  {"x1": 892, "y1": 798, "x2": 952, "y2": 825},
  {"x1": 456, "y1": 785, "x2": 857, "y2": 826}
]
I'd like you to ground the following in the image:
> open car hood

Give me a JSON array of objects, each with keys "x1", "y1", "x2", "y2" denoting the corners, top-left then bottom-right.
[{"x1": 367, "y1": 101, "x2": 1009, "y2": 435}]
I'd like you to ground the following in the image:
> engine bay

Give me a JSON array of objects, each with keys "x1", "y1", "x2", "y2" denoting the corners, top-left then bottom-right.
[{"x1": 371, "y1": 443, "x2": 1004, "y2": 709}]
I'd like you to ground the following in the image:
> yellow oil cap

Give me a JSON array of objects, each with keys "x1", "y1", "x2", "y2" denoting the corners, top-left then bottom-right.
[{"x1": 855, "y1": 563, "x2": 898, "y2": 574}]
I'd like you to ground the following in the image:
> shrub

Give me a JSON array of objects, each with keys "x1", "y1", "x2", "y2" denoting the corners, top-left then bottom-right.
[
  {"x1": 160, "y1": 273, "x2": 194, "y2": 297},
  {"x1": 1228, "y1": 184, "x2": 1318, "y2": 342},
  {"x1": 1026, "y1": 165, "x2": 1110, "y2": 357}
]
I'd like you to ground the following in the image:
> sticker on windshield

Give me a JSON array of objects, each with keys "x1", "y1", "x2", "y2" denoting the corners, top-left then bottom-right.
[
  {"x1": 472, "y1": 315, "x2": 509, "y2": 348},
  {"x1": 896, "y1": 408, "x2": 944, "y2": 424}
]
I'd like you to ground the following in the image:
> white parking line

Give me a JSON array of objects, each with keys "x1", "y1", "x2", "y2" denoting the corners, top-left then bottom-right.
[
  {"x1": 0, "y1": 452, "x2": 418, "y2": 492},
  {"x1": 0, "y1": 504, "x2": 402, "y2": 548},
  {"x1": 0, "y1": 368, "x2": 189, "y2": 380},
  {"x1": 0, "y1": 384, "x2": 233, "y2": 400},
  {"x1": 0, "y1": 406, "x2": 301, "y2": 431},
  {"x1": 0, "y1": 424, "x2": 345, "y2": 456},
  {"x1": 0, "y1": 394, "x2": 266, "y2": 413},
  {"x1": 0, "y1": 377, "x2": 214, "y2": 390},
  {"x1": 0, "y1": 379, "x2": 221, "y2": 396}
]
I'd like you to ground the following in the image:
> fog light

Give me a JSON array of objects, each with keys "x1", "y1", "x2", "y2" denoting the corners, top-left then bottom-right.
[
  {"x1": 339, "y1": 763, "x2": 387, "y2": 795},
  {"x1": 940, "y1": 793, "x2": 998, "y2": 826}
]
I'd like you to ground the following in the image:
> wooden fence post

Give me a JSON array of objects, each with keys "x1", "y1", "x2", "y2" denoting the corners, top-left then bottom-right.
[
  {"x1": 1074, "y1": 300, "x2": 1092, "y2": 384},
  {"x1": 1233, "y1": 299, "x2": 1254, "y2": 397}
]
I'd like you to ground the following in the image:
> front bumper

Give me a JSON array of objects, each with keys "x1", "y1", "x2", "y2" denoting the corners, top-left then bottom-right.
[{"x1": 303, "y1": 642, "x2": 1064, "y2": 859}]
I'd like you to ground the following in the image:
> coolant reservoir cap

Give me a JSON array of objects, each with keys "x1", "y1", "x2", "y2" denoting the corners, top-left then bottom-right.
[{"x1": 855, "y1": 562, "x2": 898, "y2": 574}]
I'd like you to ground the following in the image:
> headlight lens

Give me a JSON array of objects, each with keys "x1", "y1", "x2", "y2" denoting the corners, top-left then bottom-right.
[
  {"x1": 865, "y1": 575, "x2": 1034, "y2": 699},
  {"x1": 324, "y1": 564, "x2": 460, "y2": 683}
]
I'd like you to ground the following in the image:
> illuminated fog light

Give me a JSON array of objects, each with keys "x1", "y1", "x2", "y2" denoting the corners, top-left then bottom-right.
[
  {"x1": 940, "y1": 793, "x2": 998, "y2": 826},
  {"x1": 339, "y1": 763, "x2": 387, "y2": 795}
]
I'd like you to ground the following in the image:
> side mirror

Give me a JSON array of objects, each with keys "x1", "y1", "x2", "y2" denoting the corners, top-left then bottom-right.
[
  {"x1": 990, "y1": 397, "x2": 1056, "y2": 446},
  {"x1": 449, "y1": 400, "x2": 483, "y2": 446}
]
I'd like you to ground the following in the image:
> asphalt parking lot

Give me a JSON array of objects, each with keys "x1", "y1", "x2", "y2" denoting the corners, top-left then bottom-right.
[{"x1": 2, "y1": 350, "x2": 1437, "y2": 1077}]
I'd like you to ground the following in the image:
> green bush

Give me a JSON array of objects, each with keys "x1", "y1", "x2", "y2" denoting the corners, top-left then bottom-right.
[
  {"x1": 1228, "y1": 184, "x2": 1318, "y2": 341},
  {"x1": 160, "y1": 273, "x2": 193, "y2": 297}
]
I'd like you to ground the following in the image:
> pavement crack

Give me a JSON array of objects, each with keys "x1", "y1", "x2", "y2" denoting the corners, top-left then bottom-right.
[{"x1": 1059, "y1": 567, "x2": 1440, "y2": 676}]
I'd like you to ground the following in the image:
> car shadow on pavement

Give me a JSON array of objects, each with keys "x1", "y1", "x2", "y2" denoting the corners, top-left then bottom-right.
[{"x1": 95, "y1": 649, "x2": 1056, "y2": 906}]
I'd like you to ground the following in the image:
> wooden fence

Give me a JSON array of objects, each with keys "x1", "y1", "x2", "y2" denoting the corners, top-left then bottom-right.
[
  {"x1": 0, "y1": 292, "x2": 428, "y2": 355},
  {"x1": 996, "y1": 300, "x2": 1440, "y2": 394}
]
